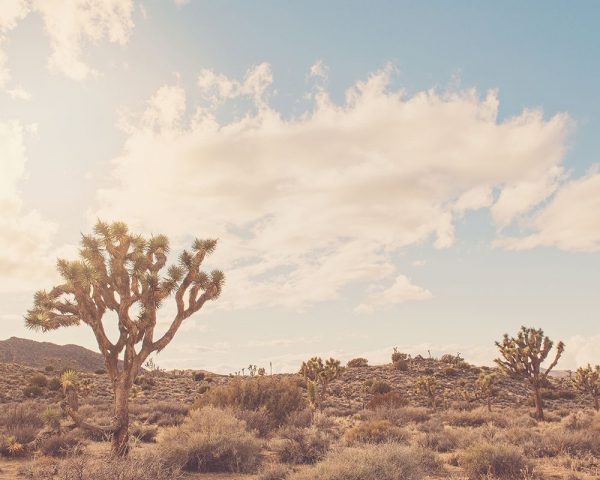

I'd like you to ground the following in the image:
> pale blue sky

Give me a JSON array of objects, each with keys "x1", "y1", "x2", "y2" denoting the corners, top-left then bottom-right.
[{"x1": 0, "y1": 1, "x2": 599, "y2": 372}]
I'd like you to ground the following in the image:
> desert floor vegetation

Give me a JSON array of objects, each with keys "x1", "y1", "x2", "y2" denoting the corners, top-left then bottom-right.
[{"x1": 2, "y1": 351, "x2": 600, "y2": 480}]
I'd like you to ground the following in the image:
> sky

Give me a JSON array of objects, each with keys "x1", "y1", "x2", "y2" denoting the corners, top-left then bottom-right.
[{"x1": 1, "y1": 1, "x2": 599, "y2": 373}]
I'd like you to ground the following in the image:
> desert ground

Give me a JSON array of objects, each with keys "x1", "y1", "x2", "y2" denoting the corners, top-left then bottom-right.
[{"x1": 1, "y1": 351, "x2": 599, "y2": 480}]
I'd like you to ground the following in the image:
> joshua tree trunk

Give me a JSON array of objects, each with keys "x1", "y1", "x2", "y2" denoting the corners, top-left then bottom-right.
[
  {"x1": 487, "y1": 396, "x2": 492, "y2": 412},
  {"x1": 593, "y1": 395, "x2": 599, "y2": 412},
  {"x1": 532, "y1": 385, "x2": 544, "y2": 420},
  {"x1": 113, "y1": 378, "x2": 130, "y2": 456}
]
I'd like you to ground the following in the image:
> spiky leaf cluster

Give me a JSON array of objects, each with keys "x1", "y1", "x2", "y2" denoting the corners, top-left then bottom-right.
[
  {"x1": 573, "y1": 364, "x2": 600, "y2": 399},
  {"x1": 494, "y1": 326, "x2": 565, "y2": 385}
]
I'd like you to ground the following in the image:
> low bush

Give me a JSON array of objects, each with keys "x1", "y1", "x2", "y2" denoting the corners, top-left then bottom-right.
[
  {"x1": 460, "y1": 443, "x2": 531, "y2": 479},
  {"x1": 158, "y1": 406, "x2": 261, "y2": 473},
  {"x1": 22, "y1": 385, "x2": 43, "y2": 398},
  {"x1": 193, "y1": 376, "x2": 305, "y2": 428},
  {"x1": 270, "y1": 426, "x2": 331, "y2": 464},
  {"x1": 19, "y1": 453, "x2": 183, "y2": 480},
  {"x1": 29, "y1": 374, "x2": 48, "y2": 388},
  {"x1": 443, "y1": 408, "x2": 508, "y2": 428},
  {"x1": 47, "y1": 378, "x2": 61, "y2": 391},
  {"x1": 367, "y1": 392, "x2": 407, "y2": 409},
  {"x1": 370, "y1": 406, "x2": 430, "y2": 426},
  {"x1": 258, "y1": 463, "x2": 290, "y2": 480},
  {"x1": 369, "y1": 381, "x2": 392, "y2": 395},
  {"x1": 39, "y1": 431, "x2": 83, "y2": 457},
  {"x1": 417, "y1": 428, "x2": 460, "y2": 452},
  {"x1": 344, "y1": 420, "x2": 408, "y2": 445},
  {"x1": 193, "y1": 372, "x2": 205, "y2": 381},
  {"x1": 130, "y1": 423, "x2": 158, "y2": 443},
  {"x1": 288, "y1": 443, "x2": 439, "y2": 480},
  {"x1": 347, "y1": 358, "x2": 368, "y2": 368},
  {"x1": 131, "y1": 401, "x2": 188, "y2": 427}
]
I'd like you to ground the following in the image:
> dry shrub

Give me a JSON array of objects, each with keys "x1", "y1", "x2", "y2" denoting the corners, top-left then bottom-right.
[
  {"x1": 286, "y1": 408, "x2": 314, "y2": 428},
  {"x1": 270, "y1": 426, "x2": 331, "y2": 464},
  {"x1": 258, "y1": 462, "x2": 290, "y2": 480},
  {"x1": 19, "y1": 452, "x2": 182, "y2": 480},
  {"x1": 157, "y1": 406, "x2": 261, "y2": 473},
  {"x1": 39, "y1": 431, "x2": 84, "y2": 457},
  {"x1": 30, "y1": 374, "x2": 48, "y2": 388},
  {"x1": 539, "y1": 427, "x2": 600, "y2": 457},
  {"x1": 288, "y1": 443, "x2": 440, "y2": 480},
  {"x1": 417, "y1": 428, "x2": 460, "y2": 452},
  {"x1": 234, "y1": 407, "x2": 273, "y2": 437},
  {"x1": 130, "y1": 401, "x2": 188, "y2": 426},
  {"x1": 130, "y1": 422, "x2": 158, "y2": 443},
  {"x1": 369, "y1": 406, "x2": 430, "y2": 426},
  {"x1": 347, "y1": 358, "x2": 368, "y2": 368},
  {"x1": 0, "y1": 402, "x2": 44, "y2": 450},
  {"x1": 367, "y1": 392, "x2": 407, "y2": 410},
  {"x1": 460, "y1": 443, "x2": 531, "y2": 479},
  {"x1": 344, "y1": 420, "x2": 408, "y2": 445},
  {"x1": 369, "y1": 380, "x2": 392, "y2": 395},
  {"x1": 193, "y1": 376, "x2": 305, "y2": 429},
  {"x1": 443, "y1": 407, "x2": 508, "y2": 428}
]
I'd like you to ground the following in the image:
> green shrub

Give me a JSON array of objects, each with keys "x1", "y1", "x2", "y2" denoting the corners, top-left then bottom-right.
[
  {"x1": 193, "y1": 372, "x2": 205, "y2": 381},
  {"x1": 44, "y1": 366, "x2": 55, "y2": 373},
  {"x1": 95, "y1": 369, "x2": 107, "y2": 375},
  {"x1": 158, "y1": 406, "x2": 261, "y2": 473},
  {"x1": 460, "y1": 443, "x2": 531, "y2": 479},
  {"x1": 193, "y1": 376, "x2": 305, "y2": 428}
]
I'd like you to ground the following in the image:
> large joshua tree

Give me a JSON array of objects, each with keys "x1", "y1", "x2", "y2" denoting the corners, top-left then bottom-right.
[
  {"x1": 25, "y1": 221, "x2": 224, "y2": 455},
  {"x1": 495, "y1": 326, "x2": 564, "y2": 420}
]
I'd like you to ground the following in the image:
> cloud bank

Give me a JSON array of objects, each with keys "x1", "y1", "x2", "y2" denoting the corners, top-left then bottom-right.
[{"x1": 96, "y1": 63, "x2": 571, "y2": 312}]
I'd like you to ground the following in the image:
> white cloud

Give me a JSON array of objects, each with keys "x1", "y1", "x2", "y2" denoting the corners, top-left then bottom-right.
[
  {"x1": 497, "y1": 170, "x2": 600, "y2": 252},
  {"x1": 309, "y1": 60, "x2": 329, "y2": 81},
  {"x1": 355, "y1": 275, "x2": 432, "y2": 314},
  {"x1": 0, "y1": 120, "x2": 58, "y2": 291},
  {"x1": 0, "y1": 0, "x2": 135, "y2": 89},
  {"x1": 96, "y1": 64, "x2": 570, "y2": 311}
]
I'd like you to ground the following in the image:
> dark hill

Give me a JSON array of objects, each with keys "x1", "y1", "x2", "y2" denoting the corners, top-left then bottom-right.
[{"x1": 0, "y1": 336, "x2": 108, "y2": 372}]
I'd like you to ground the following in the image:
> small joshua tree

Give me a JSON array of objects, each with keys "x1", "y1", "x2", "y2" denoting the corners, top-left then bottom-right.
[
  {"x1": 573, "y1": 364, "x2": 600, "y2": 411},
  {"x1": 495, "y1": 326, "x2": 564, "y2": 420},
  {"x1": 25, "y1": 220, "x2": 224, "y2": 455},
  {"x1": 475, "y1": 372, "x2": 499, "y2": 412},
  {"x1": 299, "y1": 356, "x2": 343, "y2": 408},
  {"x1": 391, "y1": 347, "x2": 410, "y2": 371},
  {"x1": 416, "y1": 375, "x2": 438, "y2": 409}
]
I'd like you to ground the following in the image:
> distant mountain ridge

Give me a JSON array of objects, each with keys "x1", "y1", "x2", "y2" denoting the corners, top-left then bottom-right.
[{"x1": 0, "y1": 337, "x2": 108, "y2": 371}]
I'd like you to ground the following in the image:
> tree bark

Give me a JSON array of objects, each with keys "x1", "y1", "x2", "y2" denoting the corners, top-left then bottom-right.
[
  {"x1": 533, "y1": 386, "x2": 544, "y2": 420},
  {"x1": 112, "y1": 379, "x2": 130, "y2": 456}
]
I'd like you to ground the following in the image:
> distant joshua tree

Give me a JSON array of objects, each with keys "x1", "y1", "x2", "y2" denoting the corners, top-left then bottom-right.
[
  {"x1": 573, "y1": 364, "x2": 600, "y2": 411},
  {"x1": 25, "y1": 220, "x2": 224, "y2": 455},
  {"x1": 495, "y1": 326, "x2": 564, "y2": 420},
  {"x1": 299, "y1": 356, "x2": 343, "y2": 408},
  {"x1": 475, "y1": 372, "x2": 499, "y2": 412}
]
